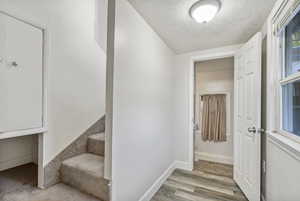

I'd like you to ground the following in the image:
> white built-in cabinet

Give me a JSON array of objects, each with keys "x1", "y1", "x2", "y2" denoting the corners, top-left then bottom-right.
[{"x1": 0, "y1": 13, "x2": 44, "y2": 137}]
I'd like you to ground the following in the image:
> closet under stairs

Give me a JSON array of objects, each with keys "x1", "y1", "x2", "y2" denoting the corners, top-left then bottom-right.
[{"x1": 60, "y1": 133, "x2": 109, "y2": 201}]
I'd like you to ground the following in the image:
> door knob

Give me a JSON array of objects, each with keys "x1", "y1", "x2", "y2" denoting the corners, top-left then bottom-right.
[{"x1": 248, "y1": 126, "x2": 256, "y2": 133}]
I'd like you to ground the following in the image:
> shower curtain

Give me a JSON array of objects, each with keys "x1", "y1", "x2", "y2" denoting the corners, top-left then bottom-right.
[{"x1": 201, "y1": 94, "x2": 226, "y2": 142}]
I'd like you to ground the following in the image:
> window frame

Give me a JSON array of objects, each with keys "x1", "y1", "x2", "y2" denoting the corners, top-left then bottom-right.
[{"x1": 278, "y1": 23, "x2": 300, "y2": 143}]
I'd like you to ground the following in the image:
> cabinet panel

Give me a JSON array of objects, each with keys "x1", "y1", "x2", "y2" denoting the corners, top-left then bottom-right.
[{"x1": 0, "y1": 13, "x2": 43, "y2": 132}]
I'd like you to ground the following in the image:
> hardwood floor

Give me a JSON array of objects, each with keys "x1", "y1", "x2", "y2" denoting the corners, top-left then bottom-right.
[{"x1": 151, "y1": 160, "x2": 248, "y2": 201}]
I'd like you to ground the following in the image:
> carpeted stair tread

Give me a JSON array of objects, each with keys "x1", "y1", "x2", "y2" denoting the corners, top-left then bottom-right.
[{"x1": 61, "y1": 153, "x2": 108, "y2": 200}]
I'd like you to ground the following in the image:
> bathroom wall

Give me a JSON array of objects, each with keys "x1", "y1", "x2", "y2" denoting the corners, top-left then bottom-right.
[{"x1": 194, "y1": 57, "x2": 234, "y2": 164}]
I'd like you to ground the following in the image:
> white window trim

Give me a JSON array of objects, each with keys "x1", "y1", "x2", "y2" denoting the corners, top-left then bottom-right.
[
  {"x1": 280, "y1": 71, "x2": 300, "y2": 85},
  {"x1": 276, "y1": 18, "x2": 300, "y2": 144}
]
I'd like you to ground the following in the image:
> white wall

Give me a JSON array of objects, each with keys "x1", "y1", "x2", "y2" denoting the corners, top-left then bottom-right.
[
  {"x1": 264, "y1": 0, "x2": 300, "y2": 200},
  {"x1": 194, "y1": 58, "x2": 234, "y2": 164},
  {"x1": 0, "y1": 0, "x2": 107, "y2": 165},
  {"x1": 266, "y1": 134, "x2": 300, "y2": 201},
  {"x1": 111, "y1": 0, "x2": 175, "y2": 200},
  {"x1": 173, "y1": 45, "x2": 241, "y2": 164}
]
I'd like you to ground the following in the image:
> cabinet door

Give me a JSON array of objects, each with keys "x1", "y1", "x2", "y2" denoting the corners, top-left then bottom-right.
[{"x1": 0, "y1": 13, "x2": 43, "y2": 132}]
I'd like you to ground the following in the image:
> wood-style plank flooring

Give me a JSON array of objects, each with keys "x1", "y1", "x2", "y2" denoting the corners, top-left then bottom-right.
[{"x1": 151, "y1": 160, "x2": 248, "y2": 201}]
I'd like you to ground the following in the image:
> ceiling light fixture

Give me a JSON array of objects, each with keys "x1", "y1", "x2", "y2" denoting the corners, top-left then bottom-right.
[{"x1": 190, "y1": 0, "x2": 221, "y2": 23}]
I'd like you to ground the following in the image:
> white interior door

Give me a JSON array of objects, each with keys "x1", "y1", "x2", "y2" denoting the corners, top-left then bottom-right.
[
  {"x1": 234, "y1": 32, "x2": 262, "y2": 201},
  {"x1": 0, "y1": 13, "x2": 43, "y2": 132}
]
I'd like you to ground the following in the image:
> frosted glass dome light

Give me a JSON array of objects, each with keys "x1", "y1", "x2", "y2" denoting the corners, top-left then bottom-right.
[{"x1": 190, "y1": 0, "x2": 221, "y2": 23}]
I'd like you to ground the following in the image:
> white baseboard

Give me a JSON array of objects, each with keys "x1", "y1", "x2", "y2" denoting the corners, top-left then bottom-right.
[
  {"x1": 195, "y1": 152, "x2": 233, "y2": 165},
  {"x1": 0, "y1": 154, "x2": 33, "y2": 171},
  {"x1": 138, "y1": 160, "x2": 193, "y2": 201},
  {"x1": 138, "y1": 162, "x2": 176, "y2": 201},
  {"x1": 173, "y1": 160, "x2": 193, "y2": 171}
]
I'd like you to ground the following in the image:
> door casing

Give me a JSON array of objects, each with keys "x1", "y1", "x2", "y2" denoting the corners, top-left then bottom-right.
[{"x1": 188, "y1": 48, "x2": 239, "y2": 169}]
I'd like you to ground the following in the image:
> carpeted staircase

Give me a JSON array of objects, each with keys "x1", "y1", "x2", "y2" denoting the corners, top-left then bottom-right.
[{"x1": 60, "y1": 133, "x2": 109, "y2": 201}]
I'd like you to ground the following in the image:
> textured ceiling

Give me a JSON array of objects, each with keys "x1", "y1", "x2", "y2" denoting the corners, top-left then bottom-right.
[{"x1": 128, "y1": 0, "x2": 277, "y2": 54}]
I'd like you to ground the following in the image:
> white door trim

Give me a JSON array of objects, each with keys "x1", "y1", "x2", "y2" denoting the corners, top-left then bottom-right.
[
  {"x1": 188, "y1": 48, "x2": 239, "y2": 169},
  {"x1": 105, "y1": 0, "x2": 114, "y2": 183}
]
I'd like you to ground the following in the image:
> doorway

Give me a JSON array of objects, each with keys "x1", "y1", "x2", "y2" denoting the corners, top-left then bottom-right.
[
  {"x1": 189, "y1": 32, "x2": 263, "y2": 201},
  {"x1": 193, "y1": 57, "x2": 234, "y2": 168},
  {"x1": 192, "y1": 56, "x2": 247, "y2": 197}
]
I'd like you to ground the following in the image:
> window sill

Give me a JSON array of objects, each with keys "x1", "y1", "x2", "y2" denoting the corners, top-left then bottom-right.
[{"x1": 267, "y1": 131, "x2": 300, "y2": 160}]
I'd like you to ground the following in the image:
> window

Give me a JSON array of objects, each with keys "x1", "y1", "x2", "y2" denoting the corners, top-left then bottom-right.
[
  {"x1": 285, "y1": 12, "x2": 300, "y2": 77},
  {"x1": 281, "y1": 11, "x2": 300, "y2": 138},
  {"x1": 282, "y1": 80, "x2": 300, "y2": 136}
]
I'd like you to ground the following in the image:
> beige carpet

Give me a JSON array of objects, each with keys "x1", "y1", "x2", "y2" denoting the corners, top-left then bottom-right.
[
  {"x1": 0, "y1": 163, "x2": 37, "y2": 198},
  {"x1": 0, "y1": 164, "x2": 101, "y2": 201},
  {"x1": 2, "y1": 183, "x2": 101, "y2": 201}
]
